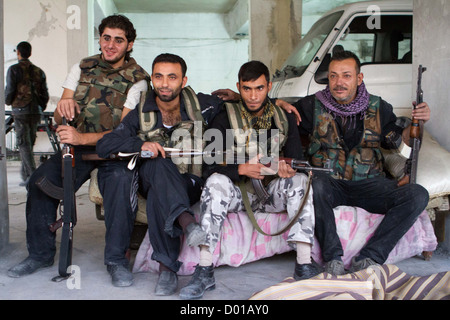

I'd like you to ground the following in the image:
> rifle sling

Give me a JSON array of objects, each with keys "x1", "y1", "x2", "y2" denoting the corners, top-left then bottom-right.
[{"x1": 238, "y1": 172, "x2": 312, "y2": 237}]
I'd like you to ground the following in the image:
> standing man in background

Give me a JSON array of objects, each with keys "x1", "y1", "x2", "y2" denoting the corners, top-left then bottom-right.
[{"x1": 5, "y1": 41, "x2": 49, "y2": 186}]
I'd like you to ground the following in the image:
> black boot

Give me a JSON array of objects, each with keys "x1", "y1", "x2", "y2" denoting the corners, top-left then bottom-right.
[
  {"x1": 107, "y1": 264, "x2": 133, "y2": 287},
  {"x1": 155, "y1": 271, "x2": 178, "y2": 296},
  {"x1": 8, "y1": 257, "x2": 54, "y2": 278},
  {"x1": 294, "y1": 262, "x2": 321, "y2": 281},
  {"x1": 179, "y1": 265, "x2": 215, "y2": 299}
]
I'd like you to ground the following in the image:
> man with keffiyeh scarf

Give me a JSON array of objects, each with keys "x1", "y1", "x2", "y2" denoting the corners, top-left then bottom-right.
[{"x1": 293, "y1": 50, "x2": 431, "y2": 275}]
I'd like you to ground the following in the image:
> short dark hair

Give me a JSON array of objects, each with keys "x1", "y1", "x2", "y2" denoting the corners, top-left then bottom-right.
[
  {"x1": 330, "y1": 50, "x2": 362, "y2": 74},
  {"x1": 238, "y1": 60, "x2": 270, "y2": 83},
  {"x1": 16, "y1": 41, "x2": 32, "y2": 59},
  {"x1": 152, "y1": 53, "x2": 188, "y2": 78},
  {"x1": 98, "y1": 15, "x2": 136, "y2": 60}
]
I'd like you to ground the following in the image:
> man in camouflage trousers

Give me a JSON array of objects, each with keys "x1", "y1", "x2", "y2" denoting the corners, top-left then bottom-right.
[
  {"x1": 8, "y1": 15, "x2": 150, "y2": 287},
  {"x1": 180, "y1": 61, "x2": 320, "y2": 300},
  {"x1": 5, "y1": 41, "x2": 49, "y2": 186}
]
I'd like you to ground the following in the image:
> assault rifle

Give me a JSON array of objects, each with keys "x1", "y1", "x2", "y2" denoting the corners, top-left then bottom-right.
[
  {"x1": 36, "y1": 118, "x2": 77, "y2": 281},
  {"x1": 85, "y1": 150, "x2": 333, "y2": 203},
  {"x1": 224, "y1": 155, "x2": 334, "y2": 203},
  {"x1": 398, "y1": 65, "x2": 426, "y2": 186}
]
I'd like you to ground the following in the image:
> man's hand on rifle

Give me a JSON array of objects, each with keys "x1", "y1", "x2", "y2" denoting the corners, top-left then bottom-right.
[
  {"x1": 277, "y1": 159, "x2": 297, "y2": 179},
  {"x1": 141, "y1": 141, "x2": 166, "y2": 159},
  {"x1": 412, "y1": 101, "x2": 431, "y2": 122},
  {"x1": 238, "y1": 154, "x2": 276, "y2": 180},
  {"x1": 56, "y1": 98, "x2": 81, "y2": 123},
  {"x1": 57, "y1": 125, "x2": 83, "y2": 145}
]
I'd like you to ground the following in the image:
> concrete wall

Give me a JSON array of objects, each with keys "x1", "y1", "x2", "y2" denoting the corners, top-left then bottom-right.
[
  {"x1": 123, "y1": 12, "x2": 249, "y2": 94},
  {"x1": 413, "y1": 0, "x2": 450, "y2": 152},
  {"x1": 249, "y1": 0, "x2": 301, "y2": 75},
  {"x1": 3, "y1": 0, "x2": 90, "y2": 113}
]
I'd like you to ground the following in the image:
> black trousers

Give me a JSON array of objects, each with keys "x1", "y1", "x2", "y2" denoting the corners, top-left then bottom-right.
[
  {"x1": 312, "y1": 173, "x2": 429, "y2": 264},
  {"x1": 25, "y1": 147, "x2": 136, "y2": 266},
  {"x1": 138, "y1": 157, "x2": 203, "y2": 273}
]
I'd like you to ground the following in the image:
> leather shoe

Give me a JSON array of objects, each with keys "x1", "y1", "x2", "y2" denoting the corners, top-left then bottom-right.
[
  {"x1": 155, "y1": 271, "x2": 178, "y2": 296},
  {"x1": 8, "y1": 257, "x2": 54, "y2": 278},
  {"x1": 179, "y1": 264, "x2": 215, "y2": 299},
  {"x1": 107, "y1": 264, "x2": 133, "y2": 287},
  {"x1": 348, "y1": 256, "x2": 379, "y2": 273},
  {"x1": 324, "y1": 259, "x2": 346, "y2": 275},
  {"x1": 293, "y1": 262, "x2": 321, "y2": 281}
]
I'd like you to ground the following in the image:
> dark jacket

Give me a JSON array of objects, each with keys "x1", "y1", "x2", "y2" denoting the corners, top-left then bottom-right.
[{"x1": 96, "y1": 90, "x2": 224, "y2": 158}]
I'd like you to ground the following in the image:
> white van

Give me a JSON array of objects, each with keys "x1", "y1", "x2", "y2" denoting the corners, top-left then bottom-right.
[
  {"x1": 270, "y1": 0, "x2": 413, "y2": 112},
  {"x1": 269, "y1": 0, "x2": 450, "y2": 229}
]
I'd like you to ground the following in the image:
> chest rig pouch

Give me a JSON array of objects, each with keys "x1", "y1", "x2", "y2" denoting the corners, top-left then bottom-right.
[
  {"x1": 308, "y1": 95, "x2": 384, "y2": 181},
  {"x1": 225, "y1": 101, "x2": 289, "y2": 194},
  {"x1": 137, "y1": 86, "x2": 205, "y2": 177}
]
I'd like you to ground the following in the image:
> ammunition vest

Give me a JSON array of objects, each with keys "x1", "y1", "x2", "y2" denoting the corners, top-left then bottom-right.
[
  {"x1": 308, "y1": 95, "x2": 384, "y2": 181},
  {"x1": 225, "y1": 101, "x2": 289, "y2": 192},
  {"x1": 11, "y1": 60, "x2": 46, "y2": 111},
  {"x1": 137, "y1": 86, "x2": 205, "y2": 177},
  {"x1": 73, "y1": 55, "x2": 150, "y2": 133}
]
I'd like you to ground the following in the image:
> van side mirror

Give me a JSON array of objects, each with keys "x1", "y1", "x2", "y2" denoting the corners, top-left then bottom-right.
[{"x1": 314, "y1": 53, "x2": 331, "y2": 85}]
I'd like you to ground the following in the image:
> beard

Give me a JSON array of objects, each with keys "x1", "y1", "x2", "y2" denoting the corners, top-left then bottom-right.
[
  {"x1": 154, "y1": 86, "x2": 183, "y2": 102},
  {"x1": 331, "y1": 85, "x2": 357, "y2": 104},
  {"x1": 101, "y1": 49, "x2": 128, "y2": 67}
]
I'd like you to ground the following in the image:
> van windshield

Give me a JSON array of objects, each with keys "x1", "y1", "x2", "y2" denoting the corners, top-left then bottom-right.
[{"x1": 275, "y1": 11, "x2": 343, "y2": 80}]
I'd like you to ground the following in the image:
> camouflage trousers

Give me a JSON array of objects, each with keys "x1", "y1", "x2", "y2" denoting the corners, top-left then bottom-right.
[{"x1": 199, "y1": 173, "x2": 315, "y2": 254}]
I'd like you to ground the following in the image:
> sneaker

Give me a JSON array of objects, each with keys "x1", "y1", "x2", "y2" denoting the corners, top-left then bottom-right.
[
  {"x1": 293, "y1": 263, "x2": 321, "y2": 281},
  {"x1": 107, "y1": 264, "x2": 133, "y2": 287},
  {"x1": 155, "y1": 271, "x2": 178, "y2": 296},
  {"x1": 179, "y1": 265, "x2": 215, "y2": 300},
  {"x1": 185, "y1": 223, "x2": 206, "y2": 247},
  {"x1": 349, "y1": 256, "x2": 379, "y2": 273},
  {"x1": 324, "y1": 259, "x2": 345, "y2": 275},
  {"x1": 8, "y1": 257, "x2": 54, "y2": 278}
]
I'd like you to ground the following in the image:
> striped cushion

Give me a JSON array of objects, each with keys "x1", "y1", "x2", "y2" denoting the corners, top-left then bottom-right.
[{"x1": 250, "y1": 265, "x2": 450, "y2": 300}]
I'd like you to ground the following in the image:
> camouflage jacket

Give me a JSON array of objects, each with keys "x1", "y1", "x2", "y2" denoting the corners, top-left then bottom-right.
[
  {"x1": 5, "y1": 59, "x2": 49, "y2": 114},
  {"x1": 308, "y1": 95, "x2": 384, "y2": 181},
  {"x1": 73, "y1": 54, "x2": 150, "y2": 133}
]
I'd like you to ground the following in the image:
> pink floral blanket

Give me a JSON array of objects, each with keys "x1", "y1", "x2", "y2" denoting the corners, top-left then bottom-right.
[{"x1": 132, "y1": 206, "x2": 437, "y2": 275}]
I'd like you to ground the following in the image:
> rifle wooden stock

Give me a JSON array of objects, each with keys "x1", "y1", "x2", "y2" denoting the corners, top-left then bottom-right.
[{"x1": 398, "y1": 65, "x2": 426, "y2": 187}]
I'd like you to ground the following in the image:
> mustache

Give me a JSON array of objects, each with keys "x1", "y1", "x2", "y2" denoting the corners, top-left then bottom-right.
[{"x1": 332, "y1": 86, "x2": 348, "y2": 91}]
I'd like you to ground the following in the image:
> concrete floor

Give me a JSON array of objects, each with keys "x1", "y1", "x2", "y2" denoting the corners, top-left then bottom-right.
[{"x1": 1, "y1": 160, "x2": 449, "y2": 301}]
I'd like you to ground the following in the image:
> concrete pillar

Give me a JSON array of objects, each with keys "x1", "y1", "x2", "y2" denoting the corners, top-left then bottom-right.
[
  {"x1": 249, "y1": 0, "x2": 302, "y2": 75},
  {"x1": 413, "y1": 0, "x2": 450, "y2": 152},
  {"x1": 0, "y1": 0, "x2": 10, "y2": 252},
  {"x1": 67, "y1": 0, "x2": 90, "y2": 69}
]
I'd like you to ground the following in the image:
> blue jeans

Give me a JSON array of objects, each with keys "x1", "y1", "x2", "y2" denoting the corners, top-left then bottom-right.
[
  {"x1": 312, "y1": 173, "x2": 429, "y2": 264},
  {"x1": 25, "y1": 147, "x2": 136, "y2": 266}
]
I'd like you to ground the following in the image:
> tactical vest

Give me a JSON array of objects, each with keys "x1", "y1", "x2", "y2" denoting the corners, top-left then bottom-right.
[
  {"x1": 225, "y1": 101, "x2": 289, "y2": 192},
  {"x1": 73, "y1": 55, "x2": 150, "y2": 133},
  {"x1": 137, "y1": 86, "x2": 205, "y2": 177},
  {"x1": 11, "y1": 60, "x2": 45, "y2": 111},
  {"x1": 308, "y1": 95, "x2": 384, "y2": 181},
  {"x1": 225, "y1": 101, "x2": 289, "y2": 157}
]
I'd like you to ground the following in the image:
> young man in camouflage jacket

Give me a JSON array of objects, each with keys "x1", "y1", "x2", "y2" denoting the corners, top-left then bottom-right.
[{"x1": 8, "y1": 15, "x2": 150, "y2": 287}]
